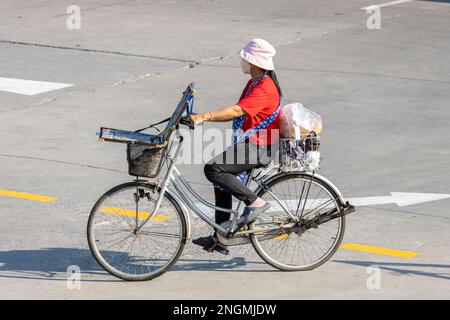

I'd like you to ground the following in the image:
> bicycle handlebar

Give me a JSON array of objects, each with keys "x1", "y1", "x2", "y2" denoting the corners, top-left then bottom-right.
[
  {"x1": 179, "y1": 113, "x2": 204, "y2": 130},
  {"x1": 179, "y1": 114, "x2": 195, "y2": 128}
]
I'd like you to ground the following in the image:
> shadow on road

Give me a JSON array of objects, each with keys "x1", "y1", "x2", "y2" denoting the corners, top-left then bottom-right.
[
  {"x1": 0, "y1": 247, "x2": 271, "y2": 282},
  {"x1": 171, "y1": 257, "x2": 270, "y2": 272},
  {"x1": 333, "y1": 260, "x2": 450, "y2": 280},
  {"x1": 0, "y1": 247, "x2": 112, "y2": 282}
]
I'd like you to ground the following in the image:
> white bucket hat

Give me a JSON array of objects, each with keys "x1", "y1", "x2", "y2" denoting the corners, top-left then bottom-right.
[{"x1": 238, "y1": 38, "x2": 276, "y2": 71}]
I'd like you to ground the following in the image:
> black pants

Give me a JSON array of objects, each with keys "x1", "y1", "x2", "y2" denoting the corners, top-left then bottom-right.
[{"x1": 204, "y1": 141, "x2": 276, "y2": 225}]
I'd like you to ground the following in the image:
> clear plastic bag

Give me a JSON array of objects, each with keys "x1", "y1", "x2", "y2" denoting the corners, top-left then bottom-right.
[
  {"x1": 280, "y1": 138, "x2": 305, "y2": 171},
  {"x1": 279, "y1": 103, "x2": 322, "y2": 139}
]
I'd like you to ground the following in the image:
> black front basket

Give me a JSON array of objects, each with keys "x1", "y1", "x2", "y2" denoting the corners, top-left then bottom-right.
[{"x1": 126, "y1": 144, "x2": 166, "y2": 178}]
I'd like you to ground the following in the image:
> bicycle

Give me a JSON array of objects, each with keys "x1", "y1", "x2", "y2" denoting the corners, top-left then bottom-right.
[{"x1": 88, "y1": 83, "x2": 356, "y2": 281}]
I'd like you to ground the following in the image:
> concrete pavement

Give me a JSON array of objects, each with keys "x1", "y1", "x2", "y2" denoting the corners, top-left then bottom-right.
[{"x1": 0, "y1": 0, "x2": 449, "y2": 299}]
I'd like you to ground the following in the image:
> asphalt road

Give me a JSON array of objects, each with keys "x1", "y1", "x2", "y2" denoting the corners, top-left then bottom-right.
[{"x1": 0, "y1": 0, "x2": 449, "y2": 299}]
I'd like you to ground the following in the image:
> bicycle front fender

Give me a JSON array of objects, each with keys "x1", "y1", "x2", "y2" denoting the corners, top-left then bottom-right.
[
  {"x1": 164, "y1": 188, "x2": 192, "y2": 241},
  {"x1": 143, "y1": 181, "x2": 192, "y2": 241}
]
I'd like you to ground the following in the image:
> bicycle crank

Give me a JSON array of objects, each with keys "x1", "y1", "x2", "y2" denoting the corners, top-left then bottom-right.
[{"x1": 216, "y1": 221, "x2": 251, "y2": 246}]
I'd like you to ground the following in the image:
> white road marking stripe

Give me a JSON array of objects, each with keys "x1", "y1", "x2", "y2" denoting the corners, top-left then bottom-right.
[
  {"x1": 78, "y1": 191, "x2": 448, "y2": 218},
  {"x1": 191, "y1": 192, "x2": 450, "y2": 218},
  {"x1": 362, "y1": 0, "x2": 414, "y2": 10},
  {"x1": 0, "y1": 77, "x2": 73, "y2": 95}
]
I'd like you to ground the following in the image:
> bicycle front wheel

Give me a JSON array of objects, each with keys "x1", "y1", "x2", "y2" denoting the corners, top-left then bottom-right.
[
  {"x1": 87, "y1": 181, "x2": 187, "y2": 281},
  {"x1": 250, "y1": 172, "x2": 345, "y2": 271}
]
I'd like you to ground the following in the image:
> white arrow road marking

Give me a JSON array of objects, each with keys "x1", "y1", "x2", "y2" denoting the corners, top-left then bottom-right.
[
  {"x1": 361, "y1": 0, "x2": 413, "y2": 10},
  {"x1": 349, "y1": 192, "x2": 450, "y2": 207},
  {"x1": 191, "y1": 192, "x2": 450, "y2": 218},
  {"x1": 0, "y1": 77, "x2": 73, "y2": 95}
]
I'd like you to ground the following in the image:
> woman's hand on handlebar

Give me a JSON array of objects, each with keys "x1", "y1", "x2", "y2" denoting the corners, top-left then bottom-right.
[
  {"x1": 181, "y1": 105, "x2": 244, "y2": 128},
  {"x1": 181, "y1": 113, "x2": 206, "y2": 129},
  {"x1": 188, "y1": 114, "x2": 206, "y2": 127}
]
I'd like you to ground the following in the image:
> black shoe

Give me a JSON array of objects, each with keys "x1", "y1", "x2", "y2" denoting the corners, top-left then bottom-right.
[
  {"x1": 192, "y1": 235, "x2": 229, "y2": 255},
  {"x1": 236, "y1": 202, "x2": 271, "y2": 228}
]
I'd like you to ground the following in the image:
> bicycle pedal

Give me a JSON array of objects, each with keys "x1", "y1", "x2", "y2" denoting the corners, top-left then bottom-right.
[
  {"x1": 202, "y1": 245, "x2": 229, "y2": 255},
  {"x1": 203, "y1": 246, "x2": 214, "y2": 253}
]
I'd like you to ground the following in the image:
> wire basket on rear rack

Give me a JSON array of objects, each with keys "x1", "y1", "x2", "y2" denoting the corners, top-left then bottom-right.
[{"x1": 279, "y1": 132, "x2": 321, "y2": 172}]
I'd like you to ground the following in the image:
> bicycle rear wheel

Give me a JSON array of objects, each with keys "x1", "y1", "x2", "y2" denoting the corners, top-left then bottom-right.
[
  {"x1": 87, "y1": 181, "x2": 187, "y2": 281},
  {"x1": 250, "y1": 172, "x2": 345, "y2": 271}
]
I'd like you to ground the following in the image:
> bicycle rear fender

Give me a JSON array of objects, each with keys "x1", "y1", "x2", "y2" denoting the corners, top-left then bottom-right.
[
  {"x1": 258, "y1": 171, "x2": 346, "y2": 205},
  {"x1": 311, "y1": 172, "x2": 346, "y2": 203}
]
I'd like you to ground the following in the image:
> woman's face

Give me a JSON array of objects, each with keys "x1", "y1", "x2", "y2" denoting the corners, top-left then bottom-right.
[{"x1": 240, "y1": 58, "x2": 251, "y2": 74}]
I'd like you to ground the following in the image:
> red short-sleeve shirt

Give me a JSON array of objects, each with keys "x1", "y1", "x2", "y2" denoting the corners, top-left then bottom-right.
[{"x1": 236, "y1": 76, "x2": 280, "y2": 145}]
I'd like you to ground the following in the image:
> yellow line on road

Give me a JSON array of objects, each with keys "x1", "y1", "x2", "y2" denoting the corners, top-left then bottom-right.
[
  {"x1": 274, "y1": 234, "x2": 289, "y2": 240},
  {"x1": 340, "y1": 243, "x2": 419, "y2": 258},
  {"x1": 100, "y1": 206, "x2": 170, "y2": 221},
  {"x1": 0, "y1": 189, "x2": 58, "y2": 202},
  {"x1": 250, "y1": 235, "x2": 419, "y2": 259}
]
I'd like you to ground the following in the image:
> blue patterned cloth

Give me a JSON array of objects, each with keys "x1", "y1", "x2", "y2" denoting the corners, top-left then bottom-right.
[{"x1": 214, "y1": 72, "x2": 281, "y2": 191}]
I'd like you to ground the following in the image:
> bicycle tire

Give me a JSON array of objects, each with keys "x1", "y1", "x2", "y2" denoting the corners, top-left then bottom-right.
[
  {"x1": 87, "y1": 181, "x2": 187, "y2": 281},
  {"x1": 250, "y1": 172, "x2": 345, "y2": 271}
]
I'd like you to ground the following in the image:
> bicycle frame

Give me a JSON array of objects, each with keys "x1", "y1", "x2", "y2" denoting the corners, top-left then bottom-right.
[{"x1": 140, "y1": 132, "x2": 299, "y2": 239}]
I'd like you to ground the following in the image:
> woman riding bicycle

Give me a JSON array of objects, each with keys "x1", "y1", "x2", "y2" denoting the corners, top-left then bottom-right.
[
  {"x1": 187, "y1": 39, "x2": 283, "y2": 254},
  {"x1": 89, "y1": 39, "x2": 354, "y2": 280}
]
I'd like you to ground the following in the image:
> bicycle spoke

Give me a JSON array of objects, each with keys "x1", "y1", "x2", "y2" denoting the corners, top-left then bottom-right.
[
  {"x1": 252, "y1": 173, "x2": 344, "y2": 270},
  {"x1": 89, "y1": 183, "x2": 185, "y2": 280}
]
